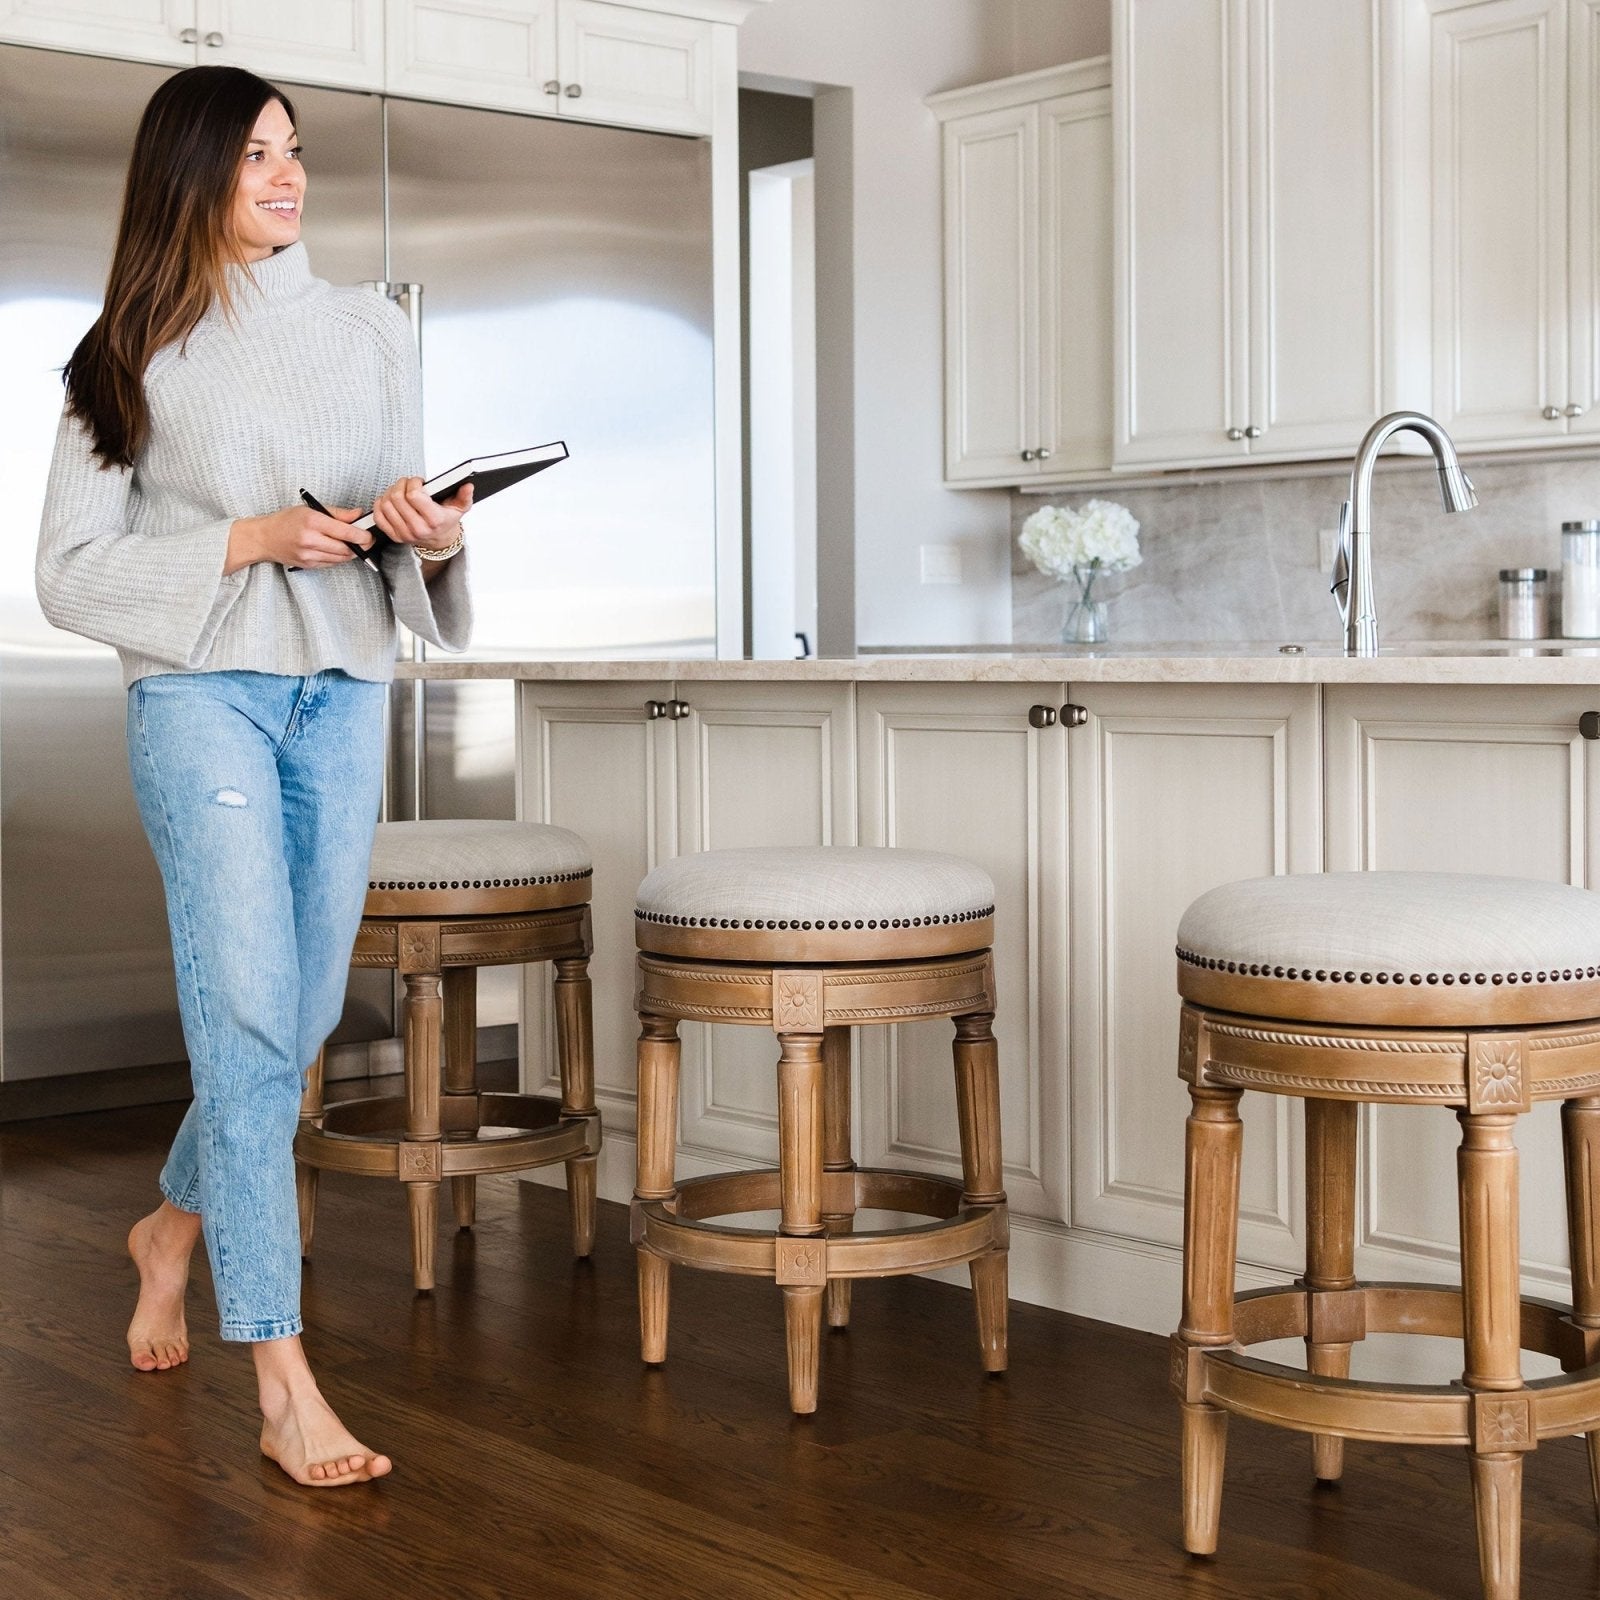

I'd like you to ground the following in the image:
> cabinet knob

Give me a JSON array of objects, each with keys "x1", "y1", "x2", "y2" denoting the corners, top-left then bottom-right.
[
  {"x1": 1036, "y1": 447, "x2": 1053, "y2": 461},
  {"x1": 544, "y1": 80, "x2": 562, "y2": 95},
  {"x1": 1544, "y1": 405, "x2": 1564, "y2": 420},
  {"x1": 1226, "y1": 428, "x2": 1245, "y2": 442},
  {"x1": 1568, "y1": 404, "x2": 1587, "y2": 419},
  {"x1": 1020, "y1": 448, "x2": 1037, "y2": 462},
  {"x1": 646, "y1": 699, "x2": 668, "y2": 720},
  {"x1": 1243, "y1": 425, "x2": 1262, "y2": 440},
  {"x1": 667, "y1": 698, "x2": 691, "y2": 720},
  {"x1": 1060, "y1": 703, "x2": 1088, "y2": 728},
  {"x1": 1027, "y1": 704, "x2": 1058, "y2": 729},
  {"x1": 1581, "y1": 711, "x2": 1600, "y2": 741},
  {"x1": 203, "y1": 30, "x2": 223, "y2": 45},
  {"x1": 565, "y1": 83, "x2": 583, "y2": 98},
  {"x1": 179, "y1": 26, "x2": 198, "y2": 42}
]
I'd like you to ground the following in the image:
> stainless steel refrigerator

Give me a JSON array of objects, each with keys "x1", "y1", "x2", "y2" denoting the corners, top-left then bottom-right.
[{"x1": 0, "y1": 41, "x2": 714, "y2": 1098}]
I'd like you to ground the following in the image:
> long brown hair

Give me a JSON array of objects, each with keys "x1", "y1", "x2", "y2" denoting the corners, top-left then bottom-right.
[{"x1": 61, "y1": 66, "x2": 298, "y2": 469}]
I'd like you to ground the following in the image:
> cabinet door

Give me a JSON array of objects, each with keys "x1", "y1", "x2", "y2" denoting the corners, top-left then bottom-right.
[
  {"x1": 386, "y1": 0, "x2": 558, "y2": 114},
  {"x1": 1068, "y1": 683, "x2": 1320, "y2": 1275},
  {"x1": 1567, "y1": 0, "x2": 1600, "y2": 437},
  {"x1": 0, "y1": 0, "x2": 194, "y2": 64},
  {"x1": 1325, "y1": 685, "x2": 1600, "y2": 1301},
  {"x1": 198, "y1": 0, "x2": 383, "y2": 90},
  {"x1": 1431, "y1": 0, "x2": 1570, "y2": 446},
  {"x1": 941, "y1": 103, "x2": 1039, "y2": 483},
  {"x1": 1038, "y1": 87, "x2": 1113, "y2": 476},
  {"x1": 856, "y1": 683, "x2": 1069, "y2": 1225},
  {"x1": 1247, "y1": 0, "x2": 1392, "y2": 459},
  {"x1": 516, "y1": 679, "x2": 675, "y2": 1137},
  {"x1": 555, "y1": 0, "x2": 712, "y2": 136},
  {"x1": 1114, "y1": 0, "x2": 1250, "y2": 466},
  {"x1": 672, "y1": 681, "x2": 855, "y2": 1163}
]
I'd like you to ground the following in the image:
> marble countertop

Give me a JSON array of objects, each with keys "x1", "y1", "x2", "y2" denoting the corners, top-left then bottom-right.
[{"x1": 395, "y1": 641, "x2": 1600, "y2": 685}]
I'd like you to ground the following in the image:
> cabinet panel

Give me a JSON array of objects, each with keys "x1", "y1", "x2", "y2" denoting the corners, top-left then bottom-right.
[
  {"x1": 0, "y1": 0, "x2": 193, "y2": 64},
  {"x1": 1568, "y1": 0, "x2": 1600, "y2": 436},
  {"x1": 557, "y1": 0, "x2": 712, "y2": 136},
  {"x1": 1431, "y1": 0, "x2": 1569, "y2": 445},
  {"x1": 941, "y1": 104, "x2": 1037, "y2": 483},
  {"x1": 386, "y1": 0, "x2": 559, "y2": 115},
  {"x1": 200, "y1": 0, "x2": 383, "y2": 90},
  {"x1": 1068, "y1": 683, "x2": 1320, "y2": 1269},
  {"x1": 1325, "y1": 684, "x2": 1600, "y2": 1292},
  {"x1": 673, "y1": 681, "x2": 855, "y2": 1162},
  {"x1": 856, "y1": 684, "x2": 1068, "y2": 1224},
  {"x1": 517, "y1": 679, "x2": 674, "y2": 1131}
]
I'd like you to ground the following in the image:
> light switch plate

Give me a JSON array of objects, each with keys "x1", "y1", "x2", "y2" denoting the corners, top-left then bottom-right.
[{"x1": 920, "y1": 543, "x2": 962, "y2": 585}]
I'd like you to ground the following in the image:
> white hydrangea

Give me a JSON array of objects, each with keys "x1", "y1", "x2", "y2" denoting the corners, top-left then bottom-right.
[{"x1": 1018, "y1": 499, "x2": 1142, "y2": 581}]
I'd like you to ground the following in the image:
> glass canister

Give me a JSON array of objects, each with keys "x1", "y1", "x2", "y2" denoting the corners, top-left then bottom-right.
[
  {"x1": 1499, "y1": 568, "x2": 1550, "y2": 640},
  {"x1": 1563, "y1": 521, "x2": 1600, "y2": 637}
]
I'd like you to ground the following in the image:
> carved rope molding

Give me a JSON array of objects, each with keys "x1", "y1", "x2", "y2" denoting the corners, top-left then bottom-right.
[
  {"x1": 1202, "y1": 1061, "x2": 1462, "y2": 1098},
  {"x1": 1203, "y1": 1021, "x2": 1465, "y2": 1054}
]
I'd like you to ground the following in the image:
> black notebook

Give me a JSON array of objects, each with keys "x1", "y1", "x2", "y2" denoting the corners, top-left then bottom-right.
[{"x1": 351, "y1": 440, "x2": 569, "y2": 542}]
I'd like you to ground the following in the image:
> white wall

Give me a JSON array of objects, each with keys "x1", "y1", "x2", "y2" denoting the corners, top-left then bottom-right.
[{"x1": 739, "y1": 0, "x2": 1108, "y2": 648}]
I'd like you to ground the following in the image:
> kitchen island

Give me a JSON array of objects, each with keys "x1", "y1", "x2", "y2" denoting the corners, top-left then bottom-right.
[{"x1": 401, "y1": 646, "x2": 1600, "y2": 1339}]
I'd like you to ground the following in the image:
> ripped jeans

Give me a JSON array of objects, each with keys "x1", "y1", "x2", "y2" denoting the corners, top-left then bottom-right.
[{"x1": 127, "y1": 669, "x2": 386, "y2": 1341}]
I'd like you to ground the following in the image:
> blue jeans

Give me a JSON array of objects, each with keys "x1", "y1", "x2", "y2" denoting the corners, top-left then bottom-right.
[{"x1": 127, "y1": 669, "x2": 386, "y2": 1342}]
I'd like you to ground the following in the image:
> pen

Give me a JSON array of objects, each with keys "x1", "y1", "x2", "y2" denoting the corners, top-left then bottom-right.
[{"x1": 300, "y1": 487, "x2": 381, "y2": 571}]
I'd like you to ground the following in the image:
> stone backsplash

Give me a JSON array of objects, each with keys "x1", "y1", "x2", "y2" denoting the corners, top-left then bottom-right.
[{"x1": 1011, "y1": 453, "x2": 1600, "y2": 645}]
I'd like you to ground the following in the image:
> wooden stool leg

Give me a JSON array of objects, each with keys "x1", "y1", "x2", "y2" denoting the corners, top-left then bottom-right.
[
  {"x1": 556, "y1": 955, "x2": 599, "y2": 1259},
  {"x1": 402, "y1": 966, "x2": 444, "y2": 1292},
  {"x1": 820, "y1": 1026, "x2": 856, "y2": 1329},
  {"x1": 443, "y1": 967, "x2": 478, "y2": 1230},
  {"x1": 1562, "y1": 1095, "x2": 1600, "y2": 1523},
  {"x1": 1304, "y1": 1097, "x2": 1359, "y2": 1483},
  {"x1": 1178, "y1": 1082, "x2": 1244, "y2": 1558},
  {"x1": 295, "y1": 1048, "x2": 325, "y2": 1258},
  {"x1": 954, "y1": 1011, "x2": 1008, "y2": 1374},
  {"x1": 778, "y1": 1031, "x2": 826, "y2": 1415},
  {"x1": 1459, "y1": 1110, "x2": 1527, "y2": 1600},
  {"x1": 635, "y1": 1013, "x2": 680, "y2": 1366}
]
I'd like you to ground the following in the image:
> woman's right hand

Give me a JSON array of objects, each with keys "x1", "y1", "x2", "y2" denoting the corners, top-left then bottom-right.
[{"x1": 224, "y1": 504, "x2": 375, "y2": 575}]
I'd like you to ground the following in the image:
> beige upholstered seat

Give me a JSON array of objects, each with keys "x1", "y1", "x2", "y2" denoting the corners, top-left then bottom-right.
[
  {"x1": 366, "y1": 819, "x2": 592, "y2": 915},
  {"x1": 635, "y1": 845, "x2": 996, "y2": 960},
  {"x1": 1177, "y1": 870, "x2": 1600, "y2": 1026}
]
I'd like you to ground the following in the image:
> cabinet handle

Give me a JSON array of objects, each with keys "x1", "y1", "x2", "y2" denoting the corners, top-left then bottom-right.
[
  {"x1": 1226, "y1": 428, "x2": 1245, "y2": 442},
  {"x1": 1027, "y1": 704, "x2": 1058, "y2": 729},
  {"x1": 1244, "y1": 425, "x2": 1262, "y2": 440},
  {"x1": 667, "y1": 699, "x2": 691, "y2": 720},
  {"x1": 565, "y1": 83, "x2": 583, "y2": 98},
  {"x1": 1020, "y1": 448, "x2": 1037, "y2": 462},
  {"x1": 1060, "y1": 703, "x2": 1088, "y2": 728},
  {"x1": 1568, "y1": 404, "x2": 1587, "y2": 419},
  {"x1": 646, "y1": 699, "x2": 668, "y2": 719},
  {"x1": 1036, "y1": 447, "x2": 1053, "y2": 461},
  {"x1": 1544, "y1": 405, "x2": 1564, "y2": 420},
  {"x1": 544, "y1": 80, "x2": 562, "y2": 95},
  {"x1": 180, "y1": 26, "x2": 198, "y2": 42},
  {"x1": 1581, "y1": 711, "x2": 1600, "y2": 741},
  {"x1": 203, "y1": 30, "x2": 223, "y2": 45}
]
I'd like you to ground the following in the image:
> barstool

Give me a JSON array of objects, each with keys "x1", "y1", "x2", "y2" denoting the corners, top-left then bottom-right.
[
  {"x1": 295, "y1": 819, "x2": 601, "y2": 1291},
  {"x1": 630, "y1": 845, "x2": 1009, "y2": 1414},
  {"x1": 1171, "y1": 871, "x2": 1600, "y2": 1600}
]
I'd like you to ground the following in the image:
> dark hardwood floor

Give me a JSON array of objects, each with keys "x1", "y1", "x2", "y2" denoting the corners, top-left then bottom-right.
[{"x1": 2, "y1": 1097, "x2": 1598, "y2": 1600}]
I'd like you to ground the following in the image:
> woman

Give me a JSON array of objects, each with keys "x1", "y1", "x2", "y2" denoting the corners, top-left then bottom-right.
[{"x1": 35, "y1": 66, "x2": 474, "y2": 1486}]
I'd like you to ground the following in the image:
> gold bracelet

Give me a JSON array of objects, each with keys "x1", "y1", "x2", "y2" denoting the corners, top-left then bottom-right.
[{"x1": 415, "y1": 532, "x2": 464, "y2": 562}]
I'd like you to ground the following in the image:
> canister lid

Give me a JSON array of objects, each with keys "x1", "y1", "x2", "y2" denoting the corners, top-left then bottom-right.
[
  {"x1": 1499, "y1": 568, "x2": 1549, "y2": 582},
  {"x1": 1562, "y1": 520, "x2": 1600, "y2": 533}
]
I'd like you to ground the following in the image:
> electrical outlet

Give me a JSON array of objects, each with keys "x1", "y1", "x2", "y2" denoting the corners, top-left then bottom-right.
[
  {"x1": 1317, "y1": 527, "x2": 1344, "y2": 571},
  {"x1": 919, "y1": 543, "x2": 962, "y2": 585}
]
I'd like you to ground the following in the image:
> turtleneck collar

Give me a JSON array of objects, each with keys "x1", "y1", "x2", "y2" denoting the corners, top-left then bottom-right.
[{"x1": 223, "y1": 240, "x2": 314, "y2": 306}]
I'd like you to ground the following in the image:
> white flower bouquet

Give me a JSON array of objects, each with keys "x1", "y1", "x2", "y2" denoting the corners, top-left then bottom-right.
[{"x1": 1018, "y1": 499, "x2": 1141, "y2": 644}]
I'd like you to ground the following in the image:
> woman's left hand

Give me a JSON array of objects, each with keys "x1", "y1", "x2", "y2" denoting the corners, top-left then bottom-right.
[{"x1": 370, "y1": 477, "x2": 473, "y2": 552}]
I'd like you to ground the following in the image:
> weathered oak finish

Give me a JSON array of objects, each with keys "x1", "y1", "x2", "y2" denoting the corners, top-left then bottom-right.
[
  {"x1": 1172, "y1": 994, "x2": 1600, "y2": 1600},
  {"x1": 632, "y1": 944, "x2": 1009, "y2": 1415},
  {"x1": 296, "y1": 901, "x2": 601, "y2": 1291}
]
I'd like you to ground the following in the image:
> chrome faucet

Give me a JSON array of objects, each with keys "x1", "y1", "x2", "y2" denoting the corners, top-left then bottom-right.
[{"x1": 1332, "y1": 411, "x2": 1477, "y2": 655}]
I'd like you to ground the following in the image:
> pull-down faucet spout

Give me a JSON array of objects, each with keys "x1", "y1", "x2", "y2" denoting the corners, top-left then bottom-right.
[{"x1": 1333, "y1": 411, "x2": 1477, "y2": 656}]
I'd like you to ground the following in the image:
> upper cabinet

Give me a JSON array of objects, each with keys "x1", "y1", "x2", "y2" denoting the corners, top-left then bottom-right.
[
  {"x1": 1113, "y1": 0, "x2": 1417, "y2": 469},
  {"x1": 388, "y1": 0, "x2": 713, "y2": 134},
  {"x1": 1430, "y1": 0, "x2": 1600, "y2": 448},
  {"x1": 930, "y1": 61, "x2": 1114, "y2": 487}
]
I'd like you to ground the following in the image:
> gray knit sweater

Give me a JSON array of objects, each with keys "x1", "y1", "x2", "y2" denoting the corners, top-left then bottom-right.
[{"x1": 35, "y1": 241, "x2": 471, "y2": 688}]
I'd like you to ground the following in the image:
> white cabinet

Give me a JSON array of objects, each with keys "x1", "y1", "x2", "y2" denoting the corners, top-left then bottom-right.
[
  {"x1": 387, "y1": 0, "x2": 712, "y2": 133},
  {"x1": 1113, "y1": 0, "x2": 1412, "y2": 468},
  {"x1": 0, "y1": 0, "x2": 384, "y2": 86},
  {"x1": 931, "y1": 60, "x2": 1113, "y2": 487},
  {"x1": 1429, "y1": 0, "x2": 1600, "y2": 447}
]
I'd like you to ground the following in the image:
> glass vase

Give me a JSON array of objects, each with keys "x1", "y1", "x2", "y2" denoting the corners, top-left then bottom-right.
[{"x1": 1061, "y1": 570, "x2": 1109, "y2": 645}]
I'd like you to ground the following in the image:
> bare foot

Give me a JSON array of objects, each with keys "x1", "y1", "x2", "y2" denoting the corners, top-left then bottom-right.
[
  {"x1": 259, "y1": 1378, "x2": 392, "y2": 1487},
  {"x1": 126, "y1": 1203, "x2": 199, "y2": 1372}
]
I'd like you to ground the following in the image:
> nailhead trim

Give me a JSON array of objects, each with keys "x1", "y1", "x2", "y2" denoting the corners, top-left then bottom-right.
[
  {"x1": 1176, "y1": 945, "x2": 1600, "y2": 988},
  {"x1": 369, "y1": 868, "x2": 592, "y2": 891},
  {"x1": 635, "y1": 905, "x2": 995, "y2": 933}
]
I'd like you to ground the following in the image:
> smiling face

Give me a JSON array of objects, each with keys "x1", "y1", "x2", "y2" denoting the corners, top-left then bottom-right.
[{"x1": 229, "y1": 97, "x2": 303, "y2": 262}]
